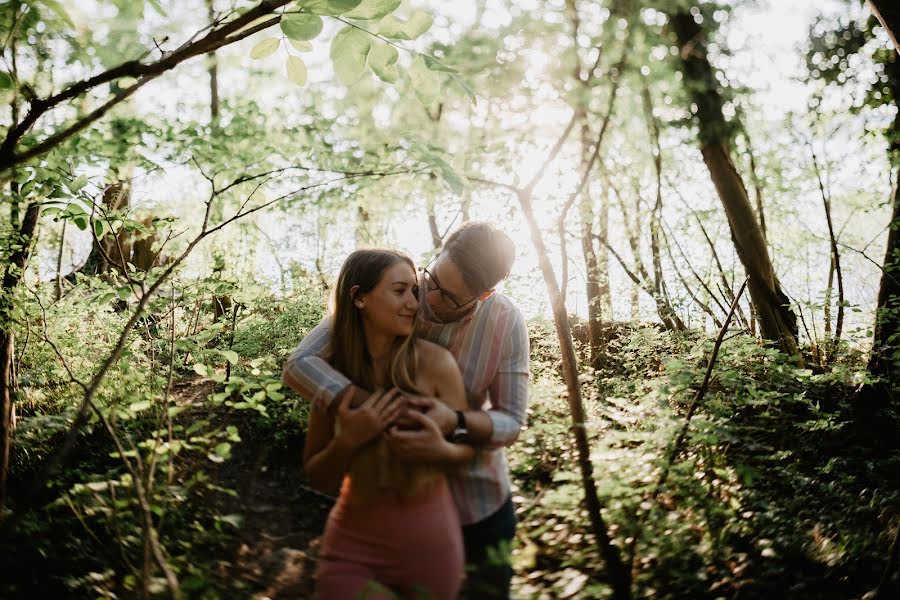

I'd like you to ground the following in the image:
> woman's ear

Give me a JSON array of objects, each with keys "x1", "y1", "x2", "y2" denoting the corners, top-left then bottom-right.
[{"x1": 350, "y1": 285, "x2": 364, "y2": 309}]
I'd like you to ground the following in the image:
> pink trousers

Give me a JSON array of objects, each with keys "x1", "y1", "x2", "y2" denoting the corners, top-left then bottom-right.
[{"x1": 316, "y1": 477, "x2": 464, "y2": 600}]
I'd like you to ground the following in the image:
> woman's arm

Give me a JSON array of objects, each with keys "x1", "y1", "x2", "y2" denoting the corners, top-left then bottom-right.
[
  {"x1": 303, "y1": 388, "x2": 405, "y2": 492},
  {"x1": 302, "y1": 405, "x2": 353, "y2": 493}
]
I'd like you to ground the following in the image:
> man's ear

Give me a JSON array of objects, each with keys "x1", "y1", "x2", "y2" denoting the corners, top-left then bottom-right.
[{"x1": 478, "y1": 288, "x2": 495, "y2": 301}]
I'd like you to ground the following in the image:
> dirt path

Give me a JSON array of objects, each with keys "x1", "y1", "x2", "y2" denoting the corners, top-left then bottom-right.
[{"x1": 175, "y1": 379, "x2": 335, "y2": 599}]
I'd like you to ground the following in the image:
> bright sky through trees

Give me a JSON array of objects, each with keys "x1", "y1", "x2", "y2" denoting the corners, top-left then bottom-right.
[{"x1": 38, "y1": 0, "x2": 891, "y2": 344}]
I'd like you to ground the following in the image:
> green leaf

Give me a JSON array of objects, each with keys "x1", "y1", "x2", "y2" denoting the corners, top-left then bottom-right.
[
  {"x1": 214, "y1": 442, "x2": 232, "y2": 457},
  {"x1": 438, "y1": 166, "x2": 466, "y2": 195},
  {"x1": 302, "y1": 0, "x2": 363, "y2": 16},
  {"x1": 250, "y1": 37, "x2": 280, "y2": 59},
  {"x1": 72, "y1": 215, "x2": 88, "y2": 231},
  {"x1": 280, "y1": 14, "x2": 324, "y2": 41},
  {"x1": 93, "y1": 218, "x2": 107, "y2": 240},
  {"x1": 288, "y1": 39, "x2": 314, "y2": 52},
  {"x1": 344, "y1": 0, "x2": 401, "y2": 20},
  {"x1": 38, "y1": 0, "x2": 74, "y2": 27},
  {"x1": 0, "y1": 72, "x2": 13, "y2": 90},
  {"x1": 192, "y1": 363, "x2": 208, "y2": 377},
  {"x1": 330, "y1": 26, "x2": 372, "y2": 85},
  {"x1": 377, "y1": 11, "x2": 433, "y2": 40},
  {"x1": 146, "y1": 0, "x2": 167, "y2": 16},
  {"x1": 409, "y1": 54, "x2": 441, "y2": 105},
  {"x1": 367, "y1": 42, "x2": 399, "y2": 83},
  {"x1": 216, "y1": 513, "x2": 243, "y2": 528},
  {"x1": 219, "y1": 349, "x2": 240, "y2": 364},
  {"x1": 449, "y1": 72, "x2": 478, "y2": 106},
  {"x1": 422, "y1": 54, "x2": 456, "y2": 73},
  {"x1": 286, "y1": 55, "x2": 308, "y2": 86},
  {"x1": 129, "y1": 400, "x2": 152, "y2": 413}
]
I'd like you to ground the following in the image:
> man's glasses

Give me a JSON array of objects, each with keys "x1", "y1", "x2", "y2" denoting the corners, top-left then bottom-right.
[{"x1": 422, "y1": 267, "x2": 479, "y2": 311}]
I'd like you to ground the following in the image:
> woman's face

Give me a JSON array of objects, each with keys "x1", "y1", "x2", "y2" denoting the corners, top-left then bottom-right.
[{"x1": 358, "y1": 261, "x2": 420, "y2": 338}]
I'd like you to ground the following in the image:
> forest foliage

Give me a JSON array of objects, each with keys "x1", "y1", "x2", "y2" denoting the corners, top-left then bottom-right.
[{"x1": 0, "y1": 0, "x2": 898, "y2": 598}]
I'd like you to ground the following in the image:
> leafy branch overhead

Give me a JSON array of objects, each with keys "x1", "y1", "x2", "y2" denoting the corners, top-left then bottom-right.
[{"x1": 244, "y1": 0, "x2": 471, "y2": 104}]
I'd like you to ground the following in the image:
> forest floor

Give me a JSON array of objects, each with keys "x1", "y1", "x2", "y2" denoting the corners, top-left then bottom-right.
[
  {"x1": 4, "y1": 323, "x2": 900, "y2": 599},
  {"x1": 173, "y1": 378, "x2": 327, "y2": 600}
]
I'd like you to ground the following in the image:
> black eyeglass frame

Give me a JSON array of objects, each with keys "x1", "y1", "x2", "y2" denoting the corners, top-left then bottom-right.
[{"x1": 421, "y1": 266, "x2": 480, "y2": 311}]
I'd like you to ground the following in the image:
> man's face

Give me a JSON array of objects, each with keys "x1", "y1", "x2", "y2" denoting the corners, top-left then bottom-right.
[{"x1": 422, "y1": 255, "x2": 481, "y2": 322}]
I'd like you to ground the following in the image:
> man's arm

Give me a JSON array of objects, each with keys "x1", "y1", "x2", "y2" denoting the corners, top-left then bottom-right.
[
  {"x1": 482, "y1": 306, "x2": 530, "y2": 447},
  {"x1": 282, "y1": 318, "x2": 367, "y2": 411},
  {"x1": 419, "y1": 307, "x2": 530, "y2": 447}
]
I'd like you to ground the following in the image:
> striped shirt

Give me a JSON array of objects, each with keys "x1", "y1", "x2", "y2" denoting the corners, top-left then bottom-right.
[{"x1": 282, "y1": 289, "x2": 530, "y2": 526}]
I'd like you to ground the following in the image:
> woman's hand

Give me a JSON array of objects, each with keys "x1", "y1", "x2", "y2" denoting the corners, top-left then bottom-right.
[
  {"x1": 385, "y1": 410, "x2": 470, "y2": 464},
  {"x1": 333, "y1": 387, "x2": 404, "y2": 450}
]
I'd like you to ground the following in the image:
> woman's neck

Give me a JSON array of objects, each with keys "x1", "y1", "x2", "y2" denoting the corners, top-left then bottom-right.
[{"x1": 364, "y1": 326, "x2": 394, "y2": 380}]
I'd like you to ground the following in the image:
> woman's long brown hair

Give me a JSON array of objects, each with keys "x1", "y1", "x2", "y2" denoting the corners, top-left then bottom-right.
[{"x1": 328, "y1": 248, "x2": 420, "y2": 394}]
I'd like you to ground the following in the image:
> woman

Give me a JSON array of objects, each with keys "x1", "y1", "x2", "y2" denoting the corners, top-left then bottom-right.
[{"x1": 303, "y1": 248, "x2": 472, "y2": 600}]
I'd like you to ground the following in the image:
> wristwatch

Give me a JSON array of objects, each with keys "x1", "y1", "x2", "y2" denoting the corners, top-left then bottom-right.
[{"x1": 450, "y1": 410, "x2": 469, "y2": 443}]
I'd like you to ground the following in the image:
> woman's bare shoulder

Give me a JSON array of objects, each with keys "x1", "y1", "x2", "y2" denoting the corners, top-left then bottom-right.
[{"x1": 415, "y1": 339, "x2": 456, "y2": 371}]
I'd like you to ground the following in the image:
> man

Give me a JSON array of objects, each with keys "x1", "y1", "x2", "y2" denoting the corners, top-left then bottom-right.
[{"x1": 282, "y1": 221, "x2": 530, "y2": 599}]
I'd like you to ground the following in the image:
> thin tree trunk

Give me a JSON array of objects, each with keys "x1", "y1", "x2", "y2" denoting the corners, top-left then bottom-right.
[
  {"x1": 570, "y1": 0, "x2": 602, "y2": 363},
  {"x1": 427, "y1": 198, "x2": 442, "y2": 251},
  {"x1": 867, "y1": 0, "x2": 900, "y2": 52},
  {"x1": 810, "y1": 142, "x2": 844, "y2": 361},
  {"x1": 1, "y1": 202, "x2": 40, "y2": 512},
  {"x1": 860, "y1": 51, "x2": 900, "y2": 411},
  {"x1": 661, "y1": 226, "x2": 723, "y2": 328},
  {"x1": 670, "y1": 11, "x2": 799, "y2": 357},
  {"x1": 866, "y1": 174, "x2": 900, "y2": 383},
  {"x1": 517, "y1": 188, "x2": 632, "y2": 600},
  {"x1": 207, "y1": 0, "x2": 220, "y2": 123},
  {"x1": 740, "y1": 125, "x2": 768, "y2": 243},
  {"x1": 55, "y1": 220, "x2": 67, "y2": 301}
]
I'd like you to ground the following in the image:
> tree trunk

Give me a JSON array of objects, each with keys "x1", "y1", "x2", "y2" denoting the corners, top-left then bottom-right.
[
  {"x1": 867, "y1": 177, "x2": 900, "y2": 383},
  {"x1": 72, "y1": 180, "x2": 131, "y2": 278},
  {"x1": 670, "y1": 12, "x2": 800, "y2": 356},
  {"x1": 207, "y1": 0, "x2": 220, "y2": 123},
  {"x1": 517, "y1": 189, "x2": 632, "y2": 600},
  {"x1": 1, "y1": 202, "x2": 40, "y2": 511},
  {"x1": 861, "y1": 41, "x2": 900, "y2": 405},
  {"x1": 55, "y1": 220, "x2": 67, "y2": 301},
  {"x1": 427, "y1": 198, "x2": 442, "y2": 251},
  {"x1": 867, "y1": 0, "x2": 900, "y2": 52}
]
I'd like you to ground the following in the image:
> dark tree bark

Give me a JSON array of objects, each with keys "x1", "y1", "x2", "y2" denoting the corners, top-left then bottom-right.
[
  {"x1": 860, "y1": 39, "x2": 900, "y2": 406},
  {"x1": 1, "y1": 202, "x2": 40, "y2": 511},
  {"x1": 207, "y1": 0, "x2": 220, "y2": 123},
  {"x1": 865, "y1": 176, "x2": 900, "y2": 390},
  {"x1": 74, "y1": 181, "x2": 131, "y2": 278},
  {"x1": 670, "y1": 11, "x2": 800, "y2": 357},
  {"x1": 568, "y1": 0, "x2": 609, "y2": 367}
]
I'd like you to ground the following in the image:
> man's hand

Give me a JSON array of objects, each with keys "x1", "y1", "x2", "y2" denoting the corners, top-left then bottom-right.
[
  {"x1": 333, "y1": 387, "x2": 404, "y2": 450},
  {"x1": 402, "y1": 394, "x2": 458, "y2": 436},
  {"x1": 385, "y1": 410, "x2": 459, "y2": 463}
]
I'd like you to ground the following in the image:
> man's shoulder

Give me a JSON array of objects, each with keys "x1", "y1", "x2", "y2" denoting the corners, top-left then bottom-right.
[{"x1": 480, "y1": 292, "x2": 525, "y2": 325}]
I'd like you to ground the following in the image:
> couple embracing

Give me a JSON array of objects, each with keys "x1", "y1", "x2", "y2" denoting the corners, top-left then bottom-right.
[{"x1": 282, "y1": 222, "x2": 530, "y2": 599}]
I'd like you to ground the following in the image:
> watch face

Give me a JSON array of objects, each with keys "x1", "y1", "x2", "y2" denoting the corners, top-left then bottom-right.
[{"x1": 451, "y1": 428, "x2": 468, "y2": 443}]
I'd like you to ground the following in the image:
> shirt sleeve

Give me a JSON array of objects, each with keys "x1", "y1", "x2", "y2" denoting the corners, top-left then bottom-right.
[
  {"x1": 281, "y1": 318, "x2": 351, "y2": 412},
  {"x1": 486, "y1": 306, "x2": 530, "y2": 447}
]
